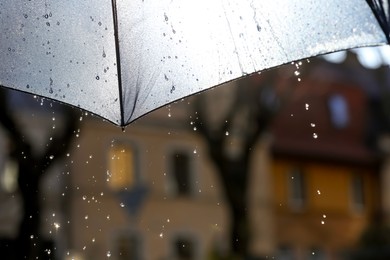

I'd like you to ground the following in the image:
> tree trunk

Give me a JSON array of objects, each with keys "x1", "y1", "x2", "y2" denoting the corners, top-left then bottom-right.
[
  {"x1": 215, "y1": 157, "x2": 251, "y2": 258},
  {"x1": 16, "y1": 167, "x2": 41, "y2": 259}
]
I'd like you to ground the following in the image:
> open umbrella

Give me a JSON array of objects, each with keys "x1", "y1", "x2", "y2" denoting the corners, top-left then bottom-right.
[{"x1": 0, "y1": 0, "x2": 389, "y2": 126}]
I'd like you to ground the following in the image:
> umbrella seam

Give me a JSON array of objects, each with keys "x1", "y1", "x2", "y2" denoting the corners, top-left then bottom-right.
[{"x1": 111, "y1": 0, "x2": 125, "y2": 127}]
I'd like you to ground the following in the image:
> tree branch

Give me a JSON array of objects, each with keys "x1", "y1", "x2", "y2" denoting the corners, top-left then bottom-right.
[{"x1": 40, "y1": 105, "x2": 80, "y2": 174}]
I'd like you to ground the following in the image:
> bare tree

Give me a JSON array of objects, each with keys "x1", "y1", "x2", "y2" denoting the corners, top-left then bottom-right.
[
  {"x1": 191, "y1": 67, "x2": 295, "y2": 259},
  {"x1": 0, "y1": 88, "x2": 80, "y2": 259}
]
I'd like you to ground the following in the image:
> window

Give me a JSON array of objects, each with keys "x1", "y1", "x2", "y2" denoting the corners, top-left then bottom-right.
[
  {"x1": 328, "y1": 94, "x2": 349, "y2": 128},
  {"x1": 307, "y1": 247, "x2": 326, "y2": 260},
  {"x1": 108, "y1": 142, "x2": 137, "y2": 191},
  {"x1": 170, "y1": 150, "x2": 193, "y2": 196},
  {"x1": 277, "y1": 245, "x2": 295, "y2": 260},
  {"x1": 0, "y1": 159, "x2": 18, "y2": 193},
  {"x1": 288, "y1": 168, "x2": 306, "y2": 210},
  {"x1": 113, "y1": 232, "x2": 142, "y2": 260},
  {"x1": 173, "y1": 236, "x2": 196, "y2": 260},
  {"x1": 351, "y1": 174, "x2": 365, "y2": 212}
]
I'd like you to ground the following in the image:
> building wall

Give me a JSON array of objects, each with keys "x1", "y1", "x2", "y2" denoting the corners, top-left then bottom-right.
[
  {"x1": 272, "y1": 157, "x2": 379, "y2": 258},
  {"x1": 67, "y1": 117, "x2": 231, "y2": 260}
]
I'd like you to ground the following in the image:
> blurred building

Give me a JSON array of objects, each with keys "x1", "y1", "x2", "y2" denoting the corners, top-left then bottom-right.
[
  {"x1": 270, "y1": 63, "x2": 381, "y2": 259},
  {"x1": 61, "y1": 53, "x2": 383, "y2": 260},
  {"x1": 0, "y1": 52, "x2": 387, "y2": 260},
  {"x1": 65, "y1": 104, "x2": 232, "y2": 260}
]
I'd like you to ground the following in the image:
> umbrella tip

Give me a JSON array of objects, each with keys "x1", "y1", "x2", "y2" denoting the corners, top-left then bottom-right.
[{"x1": 121, "y1": 126, "x2": 126, "y2": 133}]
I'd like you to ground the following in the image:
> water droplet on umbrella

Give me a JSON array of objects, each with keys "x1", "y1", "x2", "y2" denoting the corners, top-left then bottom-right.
[
  {"x1": 164, "y1": 13, "x2": 169, "y2": 21},
  {"x1": 96, "y1": 75, "x2": 100, "y2": 80}
]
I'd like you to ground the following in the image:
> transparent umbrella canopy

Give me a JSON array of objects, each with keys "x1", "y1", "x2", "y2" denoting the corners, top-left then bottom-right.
[{"x1": 0, "y1": 0, "x2": 388, "y2": 126}]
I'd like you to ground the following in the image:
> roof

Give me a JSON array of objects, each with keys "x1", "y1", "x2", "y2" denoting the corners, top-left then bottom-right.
[{"x1": 270, "y1": 59, "x2": 379, "y2": 165}]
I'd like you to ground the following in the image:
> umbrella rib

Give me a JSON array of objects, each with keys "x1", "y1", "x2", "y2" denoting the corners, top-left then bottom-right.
[
  {"x1": 111, "y1": 0, "x2": 125, "y2": 127},
  {"x1": 366, "y1": 0, "x2": 390, "y2": 42}
]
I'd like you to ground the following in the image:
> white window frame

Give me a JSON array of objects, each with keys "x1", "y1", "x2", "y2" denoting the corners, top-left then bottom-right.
[{"x1": 328, "y1": 94, "x2": 349, "y2": 129}]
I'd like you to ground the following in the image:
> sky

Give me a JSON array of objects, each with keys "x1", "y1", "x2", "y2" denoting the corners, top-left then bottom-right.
[{"x1": 323, "y1": 45, "x2": 390, "y2": 69}]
